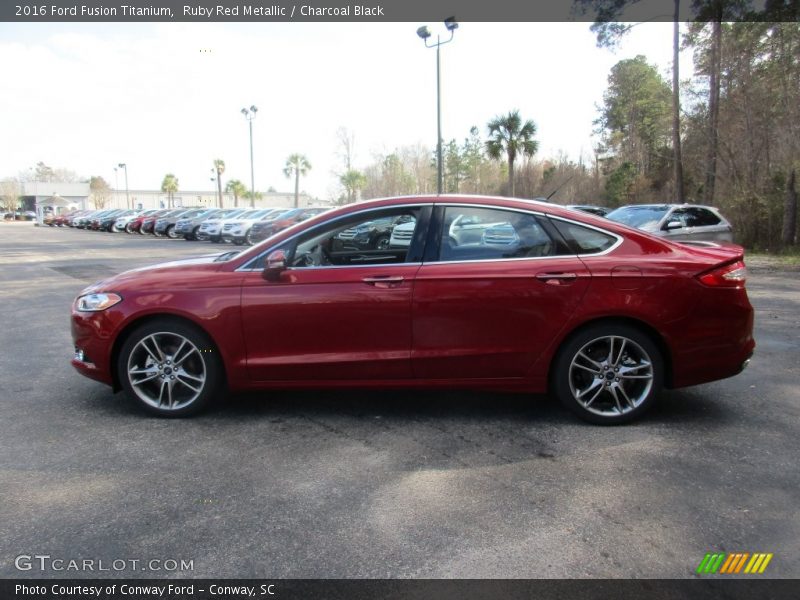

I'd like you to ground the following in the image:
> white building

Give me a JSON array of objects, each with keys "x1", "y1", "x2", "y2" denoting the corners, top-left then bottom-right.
[{"x1": 20, "y1": 180, "x2": 319, "y2": 213}]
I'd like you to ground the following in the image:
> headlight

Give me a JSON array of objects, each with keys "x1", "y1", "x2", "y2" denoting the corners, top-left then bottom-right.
[{"x1": 76, "y1": 292, "x2": 122, "y2": 312}]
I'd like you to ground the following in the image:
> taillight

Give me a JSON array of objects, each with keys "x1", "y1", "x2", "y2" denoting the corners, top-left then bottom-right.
[{"x1": 697, "y1": 260, "x2": 747, "y2": 288}]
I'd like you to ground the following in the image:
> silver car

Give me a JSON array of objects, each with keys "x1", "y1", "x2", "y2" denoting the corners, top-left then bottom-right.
[
  {"x1": 174, "y1": 208, "x2": 223, "y2": 240},
  {"x1": 605, "y1": 204, "x2": 733, "y2": 242}
]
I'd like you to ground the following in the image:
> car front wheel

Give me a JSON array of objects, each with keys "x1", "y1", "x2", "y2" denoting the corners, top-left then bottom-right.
[
  {"x1": 552, "y1": 323, "x2": 663, "y2": 424},
  {"x1": 118, "y1": 319, "x2": 223, "y2": 417},
  {"x1": 166, "y1": 225, "x2": 178, "y2": 239}
]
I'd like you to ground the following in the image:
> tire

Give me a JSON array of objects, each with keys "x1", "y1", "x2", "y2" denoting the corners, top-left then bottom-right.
[
  {"x1": 245, "y1": 229, "x2": 253, "y2": 245},
  {"x1": 126, "y1": 223, "x2": 136, "y2": 234},
  {"x1": 166, "y1": 225, "x2": 178, "y2": 239},
  {"x1": 117, "y1": 319, "x2": 223, "y2": 417},
  {"x1": 139, "y1": 227, "x2": 149, "y2": 235},
  {"x1": 374, "y1": 235, "x2": 390, "y2": 250},
  {"x1": 187, "y1": 226, "x2": 200, "y2": 241},
  {"x1": 552, "y1": 323, "x2": 663, "y2": 425}
]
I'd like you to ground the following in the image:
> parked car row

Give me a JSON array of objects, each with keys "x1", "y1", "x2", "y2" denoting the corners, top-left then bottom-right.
[
  {"x1": 4, "y1": 210, "x2": 38, "y2": 221},
  {"x1": 45, "y1": 202, "x2": 736, "y2": 248},
  {"x1": 45, "y1": 206, "x2": 332, "y2": 246}
]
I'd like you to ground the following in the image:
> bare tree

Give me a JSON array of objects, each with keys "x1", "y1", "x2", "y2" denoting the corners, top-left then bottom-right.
[
  {"x1": 90, "y1": 176, "x2": 112, "y2": 209},
  {"x1": 782, "y1": 168, "x2": 798, "y2": 246},
  {"x1": 335, "y1": 127, "x2": 356, "y2": 172},
  {"x1": 1, "y1": 178, "x2": 21, "y2": 219}
]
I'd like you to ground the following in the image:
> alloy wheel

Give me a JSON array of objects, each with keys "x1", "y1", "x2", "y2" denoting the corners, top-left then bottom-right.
[
  {"x1": 568, "y1": 335, "x2": 654, "y2": 417},
  {"x1": 126, "y1": 332, "x2": 207, "y2": 411}
]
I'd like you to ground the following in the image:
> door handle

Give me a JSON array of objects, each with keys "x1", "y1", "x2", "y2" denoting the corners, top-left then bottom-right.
[
  {"x1": 362, "y1": 275, "x2": 405, "y2": 288},
  {"x1": 535, "y1": 272, "x2": 577, "y2": 285}
]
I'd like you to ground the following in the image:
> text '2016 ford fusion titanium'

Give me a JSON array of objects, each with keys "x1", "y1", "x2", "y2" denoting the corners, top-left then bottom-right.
[{"x1": 71, "y1": 195, "x2": 754, "y2": 424}]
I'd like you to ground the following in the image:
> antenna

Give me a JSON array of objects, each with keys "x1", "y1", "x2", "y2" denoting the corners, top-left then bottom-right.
[{"x1": 546, "y1": 175, "x2": 575, "y2": 200}]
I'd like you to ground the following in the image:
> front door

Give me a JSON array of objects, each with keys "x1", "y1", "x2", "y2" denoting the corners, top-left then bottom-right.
[{"x1": 241, "y1": 205, "x2": 428, "y2": 381}]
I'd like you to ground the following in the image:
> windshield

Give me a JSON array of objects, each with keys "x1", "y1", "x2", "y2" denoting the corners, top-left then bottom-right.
[{"x1": 606, "y1": 206, "x2": 669, "y2": 229}]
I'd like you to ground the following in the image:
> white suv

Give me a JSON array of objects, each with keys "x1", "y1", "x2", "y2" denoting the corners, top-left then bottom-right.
[{"x1": 220, "y1": 208, "x2": 281, "y2": 245}]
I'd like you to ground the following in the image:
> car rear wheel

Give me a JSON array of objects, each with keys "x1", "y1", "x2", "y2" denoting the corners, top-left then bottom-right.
[
  {"x1": 166, "y1": 225, "x2": 178, "y2": 239},
  {"x1": 125, "y1": 223, "x2": 135, "y2": 233},
  {"x1": 553, "y1": 323, "x2": 662, "y2": 424},
  {"x1": 374, "y1": 235, "x2": 390, "y2": 250},
  {"x1": 118, "y1": 319, "x2": 223, "y2": 417}
]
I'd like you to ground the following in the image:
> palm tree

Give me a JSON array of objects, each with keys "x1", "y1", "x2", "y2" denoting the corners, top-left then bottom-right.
[
  {"x1": 486, "y1": 110, "x2": 538, "y2": 197},
  {"x1": 283, "y1": 154, "x2": 311, "y2": 208},
  {"x1": 161, "y1": 173, "x2": 179, "y2": 208},
  {"x1": 243, "y1": 190, "x2": 262, "y2": 205},
  {"x1": 213, "y1": 159, "x2": 225, "y2": 208},
  {"x1": 339, "y1": 169, "x2": 366, "y2": 204},
  {"x1": 225, "y1": 179, "x2": 247, "y2": 208}
]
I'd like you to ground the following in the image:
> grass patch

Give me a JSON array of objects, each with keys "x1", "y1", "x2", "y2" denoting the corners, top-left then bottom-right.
[{"x1": 746, "y1": 251, "x2": 800, "y2": 268}]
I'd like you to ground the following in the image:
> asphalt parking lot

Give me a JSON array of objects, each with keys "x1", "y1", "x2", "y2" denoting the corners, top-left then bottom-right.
[{"x1": 1, "y1": 222, "x2": 798, "y2": 578}]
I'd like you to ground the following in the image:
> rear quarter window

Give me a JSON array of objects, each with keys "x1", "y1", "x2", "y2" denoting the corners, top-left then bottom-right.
[{"x1": 550, "y1": 219, "x2": 618, "y2": 255}]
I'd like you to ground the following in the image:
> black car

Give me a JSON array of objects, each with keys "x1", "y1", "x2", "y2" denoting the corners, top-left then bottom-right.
[
  {"x1": 97, "y1": 209, "x2": 135, "y2": 232},
  {"x1": 248, "y1": 208, "x2": 328, "y2": 245}
]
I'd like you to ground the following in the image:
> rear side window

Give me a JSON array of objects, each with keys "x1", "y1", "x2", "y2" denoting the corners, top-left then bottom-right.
[
  {"x1": 550, "y1": 219, "x2": 618, "y2": 255},
  {"x1": 685, "y1": 208, "x2": 721, "y2": 227},
  {"x1": 437, "y1": 206, "x2": 561, "y2": 262}
]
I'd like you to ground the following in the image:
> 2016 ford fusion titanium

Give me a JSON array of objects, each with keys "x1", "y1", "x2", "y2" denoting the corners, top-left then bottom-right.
[{"x1": 71, "y1": 195, "x2": 755, "y2": 424}]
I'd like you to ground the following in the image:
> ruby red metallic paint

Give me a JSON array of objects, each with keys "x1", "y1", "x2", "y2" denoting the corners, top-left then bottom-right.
[{"x1": 71, "y1": 195, "x2": 755, "y2": 401}]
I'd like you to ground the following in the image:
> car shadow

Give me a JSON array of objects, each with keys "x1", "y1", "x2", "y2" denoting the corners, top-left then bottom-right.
[
  {"x1": 84, "y1": 384, "x2": 732, "y2": 429},
  {"x1": 213, "y1": 389, "x2": 566, "y2": 424}
]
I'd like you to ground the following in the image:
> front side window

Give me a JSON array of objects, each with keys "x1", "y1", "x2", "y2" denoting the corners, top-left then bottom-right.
[
  {"x1": 263, "y1": 207, "x2": 422, "y2": 269},
  {"x1": 437, "y1": 206, "x2": 559, "y2": 261}
]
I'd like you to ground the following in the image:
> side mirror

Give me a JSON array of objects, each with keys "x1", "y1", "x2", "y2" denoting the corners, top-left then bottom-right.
[
  {"x1": 664, "y1": 220, "x2": 682, "y2": 231},
  {"x1": 262, "y1": 249, "x2": 287, "y2": 281}
]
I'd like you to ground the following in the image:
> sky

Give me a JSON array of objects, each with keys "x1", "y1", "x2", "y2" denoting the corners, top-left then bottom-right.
[{"x1": 0, "y1": 21, "x2": 694, "y2": 199}]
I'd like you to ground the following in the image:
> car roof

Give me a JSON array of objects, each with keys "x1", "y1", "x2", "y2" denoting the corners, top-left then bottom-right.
[
  {"x1": 227, "y1": 194, "x2": 661, "y2": 269},
  {"x1": 612, "y1": 203, "x2": 719, "y2": 210}
]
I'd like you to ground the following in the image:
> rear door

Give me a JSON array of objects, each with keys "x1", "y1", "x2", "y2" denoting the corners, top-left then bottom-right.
[{"x1": 411, "y1": 204, "x2": 592, "y2": 380}]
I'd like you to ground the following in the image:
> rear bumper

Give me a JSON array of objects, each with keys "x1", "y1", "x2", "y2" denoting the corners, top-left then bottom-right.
[{"x1": 669, "y1": 287, "x2": 755, "y2": 388}]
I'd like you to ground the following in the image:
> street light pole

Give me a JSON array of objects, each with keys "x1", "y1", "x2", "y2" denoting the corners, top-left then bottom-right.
[
  {"x1": 113, "y1": 167, "x2": 119, "y2": 208},
  {"x1": 241, "y1": 106, "x2": 258, "y2": 207},
  {"x1": 118, "y1": 163, "x2": 129, "y2": 209},
  {"x1": 417, "y1": 17, "x2": 458, "y2": 196},
  {"x1": 210, "y1": 175, "x2": 219, "y2": 207}
]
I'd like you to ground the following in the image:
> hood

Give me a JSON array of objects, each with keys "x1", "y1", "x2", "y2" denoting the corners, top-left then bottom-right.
[{"x1": 79, "y1": 253, "x2": 236, "y2": 295}]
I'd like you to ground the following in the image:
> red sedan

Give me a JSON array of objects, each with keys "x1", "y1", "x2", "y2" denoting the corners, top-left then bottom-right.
[{"x1": 70, "y1": 196, "x2": 754, "y2": 423}]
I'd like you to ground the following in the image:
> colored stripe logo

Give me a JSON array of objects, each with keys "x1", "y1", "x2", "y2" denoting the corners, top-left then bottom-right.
[{"x1": 696, "y1": 552, "x2": 773, "y2": 574}]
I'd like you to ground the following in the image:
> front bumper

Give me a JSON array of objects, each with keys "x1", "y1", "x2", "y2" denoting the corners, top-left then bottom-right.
[
  {"x1": 221, "y1": 231, "x2": 246, "y2": 243},
  {"x1": 70, "y1": 309, "x2": 118, "y2": 387}
]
